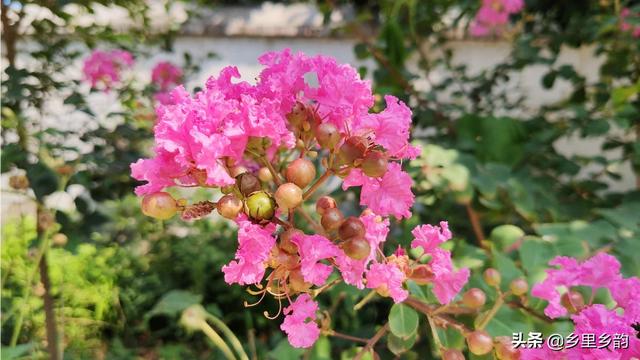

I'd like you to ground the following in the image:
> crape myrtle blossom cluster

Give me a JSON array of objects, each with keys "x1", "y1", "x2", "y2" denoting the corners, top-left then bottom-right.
[
  {"x1": 130, "y1": 49, "x2": 470, "y2": 348},
  {"x1": 521, "y1": 253, "x2": 640, "y2": 359},
  {"x1": 83, "y1": 50, "x2": 183, "y2": 104},
  {"x1": 151, "y1": 61, "x2": 183, "y2": 105},
  {"x1": 82, "y1": 49, "x2": 134, "y2": 91},
  {"x1": 470, "y1": 0, "x2": 524, "y2": 37}
]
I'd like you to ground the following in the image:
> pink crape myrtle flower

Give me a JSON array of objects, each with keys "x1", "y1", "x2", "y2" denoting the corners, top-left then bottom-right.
[
  {"x1": 82, "y1": 49, "x2": 134, "y2": 91},
  {"x1": 292, "y1": 233, "x2": 342, "y2": 286},
  {"x1": 336, "y1": 212, "x2": 390, "y2": 288},
  {"x1": 151, "y1": 61, "x2": 183, "y2": 90},
  {"x1": 411, "y1": 222, "x2": 469, "y2": 304},
  {"x1": 531, "y1": 253, "x2": 625, "y2": 319},
  {"x1": 525, "y1": 253, "x2": 640, "y2": 359},
  {"x1": 131, "y1": 68, "x2": 294, "y2": 195},
  {"x1": 342, "y1": 163, "x2": 414, "y2": 219},
  {"x1": 221, "y1": 218, "x2": 276, "y2": 285},
  {"x1": 365, "y1": 262, "x2": 409, "y2": 303},
  {"x1": 621, "y1": 8, "x2": 640, "y2": 38},
  {"x1": 469, "y1": 0, "x2": 524, "y2": 37},
  {"x1": 280, "y1": 294, "x2": 320, "y2": 348}
]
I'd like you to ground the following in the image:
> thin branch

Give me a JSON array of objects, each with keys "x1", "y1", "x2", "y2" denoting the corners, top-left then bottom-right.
[
  {"x1": 325, "y1": 330, "x2": 369, "y2": 344},
  {"x1": 303, "y1": 171, "x2": 332, "y2": 201},
  {"x1": 354, "y1": 323, "x2": 389, "y2": 360},
  {"x1": 465, "y1": 203, "x2": 486, "y2": 246}
]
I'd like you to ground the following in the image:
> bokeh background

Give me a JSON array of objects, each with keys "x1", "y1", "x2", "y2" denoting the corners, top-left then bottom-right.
[{"x1": 2, "y1": 0, "x2": 639, "y2": 359}]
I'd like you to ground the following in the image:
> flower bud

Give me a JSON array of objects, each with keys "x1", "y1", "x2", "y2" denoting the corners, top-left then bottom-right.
[
  {"x1": 338, "y1": 216, "x2": 366, "y2": 240},
  {"x1": 142, "y1": 192, "x2": 178, "y2": 220},
  {"x1": 409, "y1": 264, "x2": 434, "y2": 285},
  {"x1": 258, "y1": 167, "x2": 274, "y2": 182},
  {"x1": 462, "y1": 288, "x2": 486, "y2": 309},
  {"x1": 495, "y1": 336, "x2": 520, "y2": 360},
  {"x1": 244, "y1": 191, "x2": 276, "y2": 221},
  {"x1": 467, "y1": 330, "x2": 493, "y2": 355},
  {"x1": 321, "y1": 208, "x2": 343, "y2": 231},
  {"x1": 286, "y1": 158, "x2": 316, "y2": 188},
  {"x1": 315, "y1": 123, "x2": 340, "y2": 149},
  {"x1": 483, "y1": 268, "x2": 501, "y2": 287},
  {"x1": 216, "y1": 194, "x2": 243, "y2": 219},
  {"x1": 340, "y1": 236, "x2": 371, "y2": 260},
  {"x1": 280, "y1": 228, "x2": 302, "y2": 254},
  {"x1": 274, "y1": 183, "x2": 303, "y2": 210},
  {"x1": 361, "y1": 150, "x2": 388, "y2": 178},
  {"x1": 315, "y1": 196, "x2": 337, "y2": 215},
  {"x1": 236, "y1": 172, "x2": 262, "y2": 197},
  {"x1": 338, "y1": 136, "x2": 367, "y2": 165},
  {"x1": 230, "y1": 165, "x2": 248, "y2": 178},
  {"x1": 180, "y1": 304, "x2": 207, "y2": 331},
  {"x1": 442, "y1": 349, "x2": 465, "y2": 360},
  {"x1": 509, "y1": 278, "x2": 528, "y2": 296},
  {"x1": 561, "y1": 290, "x2": 585, "y2": 314},
  {"x1": 288, "y1": 269, "x2": 312, "y2": 293}
]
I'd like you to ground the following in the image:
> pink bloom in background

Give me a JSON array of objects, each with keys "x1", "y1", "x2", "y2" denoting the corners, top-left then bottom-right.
[
  {"x1": 365, "y1": 263, "x2": 409, "y2": 303},
  {"x1": 83, "y1": 49, "x2": 134, "y2": 91},
  {"x1": 151, "y1": 61, "x2": 183, "y2": 90},
  {"x1": 342, "y1": 163, "x2": 414, "y2": 219},
  {"x1": 469, "y1": 0, "x2": 524, "y2": 37},
  {"x1": 280, "y1": 294, "x2": 320, "y2": 348},
  {"x1": 620, "y1": 8, "x2": 640, "y2": 38},
  {"x1": 292, "y1": 233, "x2": 341, "y2": 286},
  {"x1": 221, "y1": 219, "x2": 276, "y2": 285}
]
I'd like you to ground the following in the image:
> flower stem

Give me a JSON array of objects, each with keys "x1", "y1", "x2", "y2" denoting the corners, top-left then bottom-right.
[
  {"x1": 477, "y1": 292, "x2": 504, "y2": 330},
  {"x1": 261, "y1": 156, "x2": 282, "y2": 186},
  {"x1": 199, "y1": 319, "x2": 238, "y2": 360},
  {"x1": 303, "y1": 170, "x2": 332, "y2": 201},
  {"x1": 295, "y1": 207, "x2": 324, "y2": 234},
  {"x1": 353, "y1": 291, "x2": 377, "y2": 311},
  {"x1": 206, "y1": 313, "x2": 249, "y2": 360},
  {"x1": 427, "y1": 314, "x2": 443, "y2": 355},
  {"x1": 325, "y1": 330, "x2": 369, "y2": 344}
]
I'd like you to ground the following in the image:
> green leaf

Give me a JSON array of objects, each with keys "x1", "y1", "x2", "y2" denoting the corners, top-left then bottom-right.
[
  {"x1": 388, "y1": 303, "x2": 419, "y2": 339},
  {"x1": 146, "y1": 290, "x2": 202, "y2": 320},
  {"x1": 1, "y1": 344, "x2": 34, "y2": 359},
  {"x1": 387, "y1": 332, "x2": 417, "y2": 355},
  {"x1": 310, "y1": 336, "x2": 332, "y2": 360},
  {"x1": 269, "y1": 339, "x2": 305, "y2": 360}
]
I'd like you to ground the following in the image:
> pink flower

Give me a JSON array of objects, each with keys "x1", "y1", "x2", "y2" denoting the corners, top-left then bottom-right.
[
  {"x1": 83, "y1": 49, "x2": 134, "y2": 90},
  {"x1": 610, "y1": 277, "x2": 640, "y2": 323},
  {"x1": 429, "y1": 248, "x2": 470, "y2": 304},
  {"x1": 469, "y1": 0, "x2": 524, "y2": 38},
  {"x1": 342, "y1": 163, "x2": 414, "y2": 219},
  {"x1": 280, "y1": 294, "x2": 320, "y2": 348},
  {"x1": 292, "y1": 233, "x2": 341, "y2": 286},
  {"x1": 354, "y1": 95, "x2": 420, "y2": 160},
  {"x1": 257, "y1": 49, "x2": 374, "y2": 133},
  {"x1": 366, "y1": 262, "x2": 408, "y2": 303},
  {"x1": 151, "y1": 61, "x2": 183, "y2": 91},
  {"x1": 531, "y1": 253, "x2": 625, "y2": 319},
  {"x1": 410, "y1": 222, "x2": 468, "y2": 304},
  {"x1": 221, "y1": 219, "x2": 276, "y2": 285},
  {"x1": 411, "y1": 221, "x2": 452, "y2": 253},
  {"x1": 336, "y1": 213, "x2": 390, "y2": 288},
  {"x1": 131, "y1": 67, "x2": 294, "y2": 195},
  {"x1": 620, "y1": 8, "x2": 640, "y2": 38}
]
